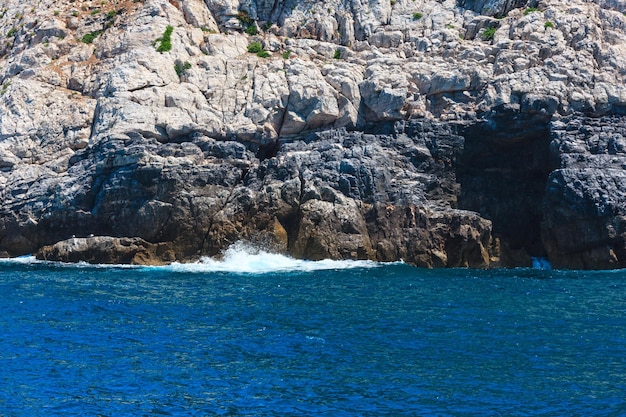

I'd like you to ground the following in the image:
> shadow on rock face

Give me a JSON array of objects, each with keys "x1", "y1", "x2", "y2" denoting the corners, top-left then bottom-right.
[{"x1": 457, "y1": 113, "x2": 553, "y2": 266}]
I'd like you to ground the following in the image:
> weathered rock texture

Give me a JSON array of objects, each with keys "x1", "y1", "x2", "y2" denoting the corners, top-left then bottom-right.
[
  {"x1": 0, "y1": 0, "x2": 625, "y2": 268},
  {"x1": 543, "y1": 116, "x2": 626, "y2": 269},
  {"x1": 36, "y1": 236, "x2": 174, "y2": 265}
]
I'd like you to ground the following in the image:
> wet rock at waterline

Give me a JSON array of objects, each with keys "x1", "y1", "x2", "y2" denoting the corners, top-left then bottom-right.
[{"x1": 36, "y1": 236, "x2": 175, "y2": 265}]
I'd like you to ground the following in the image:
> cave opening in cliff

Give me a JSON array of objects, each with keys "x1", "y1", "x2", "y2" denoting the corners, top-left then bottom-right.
[{"x1": 458, "y1": 116, "x2": 553, "y2": 266}]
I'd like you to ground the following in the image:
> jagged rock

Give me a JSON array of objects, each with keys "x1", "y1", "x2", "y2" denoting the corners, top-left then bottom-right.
[
  {"x1": 32, "y1": 19, "x2": 68, "y2": 45},
  {"x1": 290, "y1": 195, "x2": 374, "y2": 261},
  {"x1": 182, "y1": 0, "x2": 219, "y2": 31},
  {"x1": 542, "y1": 116, "x2": 626, "y2": 269},
  {"x1": 364, "y1": 203, "x2": 493, "y2": 267},
  {"x1": 280, "y1": 59, "x2": 340, "y2": 135},
  {"x1": 35, "y1": 236, "x2": 174, "y2": 265}
]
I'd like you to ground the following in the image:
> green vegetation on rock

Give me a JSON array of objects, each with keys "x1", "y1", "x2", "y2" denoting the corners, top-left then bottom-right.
[
  {"x1": 236, "y1": 11, "x2": 254, "y2": 26},
  {"x1": 174, "y1": 61, "x2": 192, "y2": 77},
  {"x1": 482, "y1": 27, "x2": 496, "y2": 40},
  {"x1": 155, "y1": 25, "x2": 173, "y2": 53},
  {"x1": 1, "y1": 80, "x2": 10, "y2": 95},
  {"x1": 247, "y1": 41, "x2": 270, "y2": 58},
  {"x1": 81, "y1": 30, "x2": 103, "y2": 44},
  {"x1": 247, "y1": 41, "x2": 263, "y2": 54},
  {"x1": 237, "y1": 10, "x2": 260, "y2": 35}
]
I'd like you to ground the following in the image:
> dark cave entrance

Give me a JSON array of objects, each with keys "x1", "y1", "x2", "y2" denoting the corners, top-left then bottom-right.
[{"x1": 457, "y1": 115, "x2": 553, "y2": 266}]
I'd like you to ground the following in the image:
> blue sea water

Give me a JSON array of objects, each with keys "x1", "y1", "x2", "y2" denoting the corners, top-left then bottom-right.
[{"x1": 0, "y1": 246, "x2": 625, "y2": 416}]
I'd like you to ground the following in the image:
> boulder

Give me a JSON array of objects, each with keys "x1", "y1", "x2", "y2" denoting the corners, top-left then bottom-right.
[{"x1": 35, "y1": 236, "x2": 175, "y2": 265}]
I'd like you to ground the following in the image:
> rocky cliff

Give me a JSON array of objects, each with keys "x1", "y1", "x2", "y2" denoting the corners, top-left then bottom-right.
[{"x1": 0, "y1": 0, "x2": 625, "y2": 268}]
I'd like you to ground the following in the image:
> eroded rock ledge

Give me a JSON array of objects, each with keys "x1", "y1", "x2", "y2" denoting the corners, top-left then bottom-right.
[{"x1": 36, "y1": 236, "x2": 175, "y2": 265}]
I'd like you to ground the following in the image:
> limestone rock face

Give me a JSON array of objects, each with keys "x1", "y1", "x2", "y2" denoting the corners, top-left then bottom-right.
[{"x1": 0, "y1": 0, "x2": 625, "y2": 268}]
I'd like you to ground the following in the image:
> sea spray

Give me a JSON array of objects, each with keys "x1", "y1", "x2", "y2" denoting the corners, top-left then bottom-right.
[
  {"x1": 166, "y1": 242, "x2": 380, "y2": 274},
  {"x1": 0, "y1": 243, "x2": 381, "y2": 274}
]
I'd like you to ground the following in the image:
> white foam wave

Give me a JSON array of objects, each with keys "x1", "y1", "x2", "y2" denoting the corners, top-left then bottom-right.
[
  {"x1": 0, "y1": 244, "x2": 382, "y2": 273},
  {"x1": 0, "y1": 255, "x2": 142, "y2": 269},
  {"x1": 166, "y1": 243, "x2": 380, "y2": 274},
  {"x1": 0, "y1": 255, "x2": 39, "y2": 264}
]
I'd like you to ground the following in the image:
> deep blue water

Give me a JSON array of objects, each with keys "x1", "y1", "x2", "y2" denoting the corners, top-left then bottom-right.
[{"x1": 0, "y1": 253, "x2": 625, "y2": 416}]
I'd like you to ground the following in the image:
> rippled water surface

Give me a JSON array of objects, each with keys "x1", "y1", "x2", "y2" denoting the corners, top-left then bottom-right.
[{"x1": 1, "y1": 252, "x2": 625, "y2": 416}]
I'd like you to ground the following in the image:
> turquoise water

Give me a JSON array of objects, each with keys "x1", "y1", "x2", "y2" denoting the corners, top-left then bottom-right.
[{"x1": 0, "y1": 249, "x2": 625, "y2": 416}]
